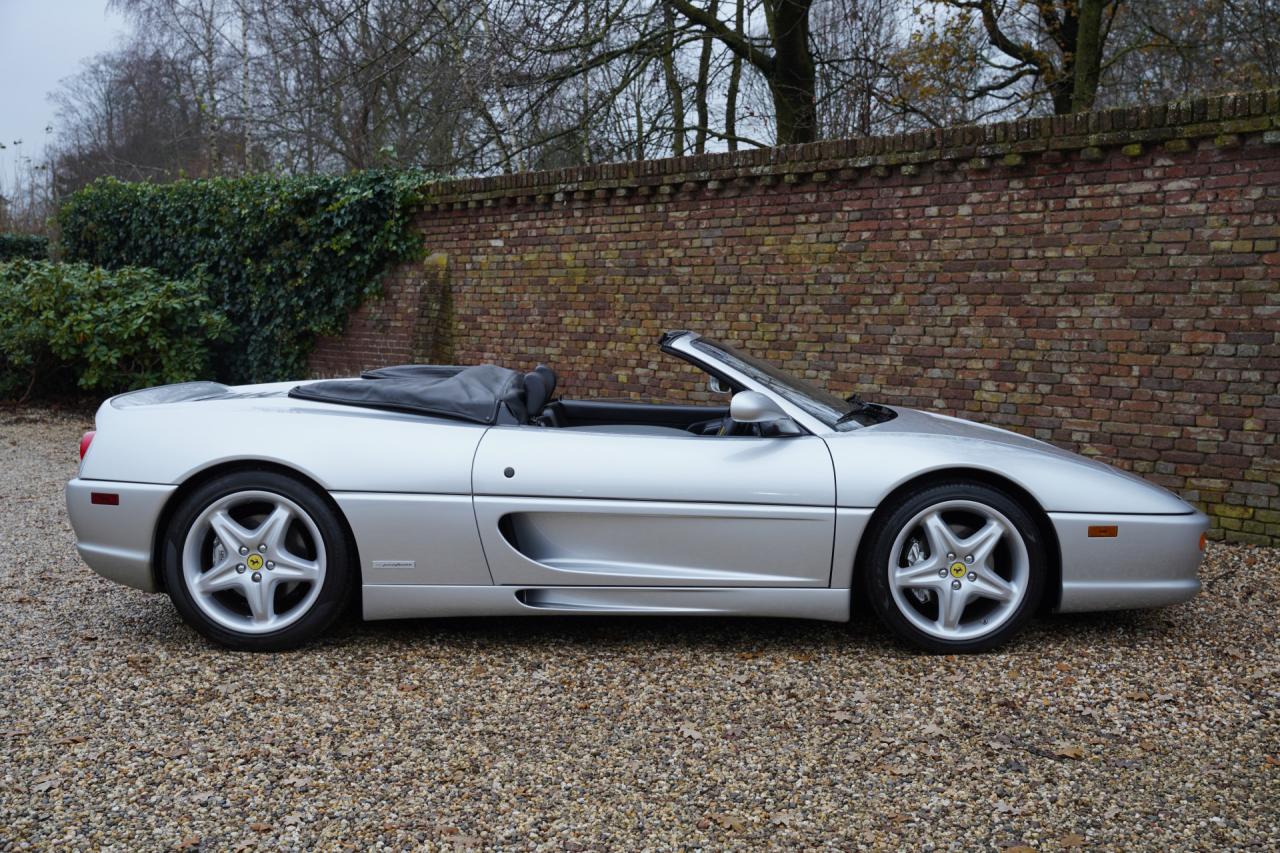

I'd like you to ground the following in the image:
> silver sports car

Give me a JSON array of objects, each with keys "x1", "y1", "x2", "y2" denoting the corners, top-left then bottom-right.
[{"x1": 66, "y1": 331, "x2": 1208, "y2": 653}]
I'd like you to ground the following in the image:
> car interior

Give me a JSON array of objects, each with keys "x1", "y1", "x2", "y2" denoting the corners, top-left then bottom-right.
[
  {"x1": 302, "y1": 358, "x2": 785, "y2": 435},
  {"x1": 526, "y1": 364, "x2": 785, "y2": 437}
]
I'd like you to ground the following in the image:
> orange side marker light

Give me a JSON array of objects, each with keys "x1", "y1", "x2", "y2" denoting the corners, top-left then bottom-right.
[{"x1": 1087, "y1": 525, "x2": 1118, "y2": 538}]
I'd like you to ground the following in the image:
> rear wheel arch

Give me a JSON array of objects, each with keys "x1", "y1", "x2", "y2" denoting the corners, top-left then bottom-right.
[
  {"x1": 854, "y1": 467, "x2": 1062, "y2": 612},
  {"x1": 150, "y1": 460, "x2": 361, "y2": 595}
]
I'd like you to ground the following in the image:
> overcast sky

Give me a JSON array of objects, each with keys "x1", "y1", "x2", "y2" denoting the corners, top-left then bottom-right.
[{"x1": 0, "y1": 0, "x2": 126, "y2": 191}]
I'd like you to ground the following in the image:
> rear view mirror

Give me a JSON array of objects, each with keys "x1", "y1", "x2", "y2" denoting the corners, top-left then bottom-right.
[
  {"x1": 729, "y1": 391, "x2": 790, "y2": 424},
  {"x1": 708, "y1": 376, "x2": 731, "y2": 394}
]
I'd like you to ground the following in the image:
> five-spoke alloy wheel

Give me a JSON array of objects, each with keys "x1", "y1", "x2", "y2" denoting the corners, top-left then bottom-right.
[
  {"x1": 862, "y1": 481, "x2": 1046, "y2": 653},
  {"x1": 162, "y1": 471, "x2": 354, "y2": 651}
]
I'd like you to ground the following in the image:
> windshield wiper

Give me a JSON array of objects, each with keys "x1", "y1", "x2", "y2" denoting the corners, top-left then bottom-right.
[{"x1": 835, "y1": 393, "x2": 871, "y2": 425}]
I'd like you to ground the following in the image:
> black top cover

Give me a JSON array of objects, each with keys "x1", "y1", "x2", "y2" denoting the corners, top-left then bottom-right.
[{"x1": 289, "y1": 364, "x2": 527, "y2": 425}]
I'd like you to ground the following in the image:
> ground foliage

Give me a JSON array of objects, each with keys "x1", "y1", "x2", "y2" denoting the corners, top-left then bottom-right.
[{"x1": 0, "y1": 260, "x2": 227, "y2": 399}]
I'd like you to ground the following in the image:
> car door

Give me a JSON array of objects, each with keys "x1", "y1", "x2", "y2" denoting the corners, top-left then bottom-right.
[{"x1": 471, "y1": 426, "x2": 835, "y2": 587}]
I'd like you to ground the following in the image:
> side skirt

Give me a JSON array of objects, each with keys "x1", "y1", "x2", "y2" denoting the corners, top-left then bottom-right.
[{"x1": 362, "y1": 585, "x2": 850, "y2": 622}]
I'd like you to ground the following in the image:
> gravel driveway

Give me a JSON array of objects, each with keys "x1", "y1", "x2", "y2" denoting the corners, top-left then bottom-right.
[{"x1": 1, "y1": 408, "x2": 1276, "y2": 851}]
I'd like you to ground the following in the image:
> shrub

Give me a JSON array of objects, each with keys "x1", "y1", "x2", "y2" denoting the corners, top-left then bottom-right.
[
  {"x1": 58, "y1": 171, "x2": 426, "y2": 384},
  {"x1": 0, "y1": 233, "x2": 50, "y2": 262},
  {"x1": 0, "y1": 260, "x2": 228, "y2": 399}
]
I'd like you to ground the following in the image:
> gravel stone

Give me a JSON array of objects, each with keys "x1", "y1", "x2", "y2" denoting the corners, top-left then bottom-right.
[{"x1": 1, "y1": 407, "x2": 1277, "y2": 850}]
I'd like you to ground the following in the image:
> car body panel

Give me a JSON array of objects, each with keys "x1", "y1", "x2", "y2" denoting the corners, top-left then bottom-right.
[
  {"x1": 825, "y1": 407, "x2": 1195, "y2": 515},
  {"x1": 472, "y1": 427, "x2": 836, "y2": 586},
  {"x1": 66, "y1": 331, "x2": 1209, "y2": 627},
  {"x1": 475, "y1": 497, "x2": 834, "y2": 587},
  {"x1": 1051, "y1": 511, "x2": 1205, "y2": 611},
  {"x1": 65, "y1": 478, "x2": 175, "y2": 592},
  {"x1": 81, "y1": 382, "x2": 483, "y2": 494},
  {"x1": 361, "y1": 585, "x2": 851, "y2": 621},
  {"x1": 331, "y1": 493, "x2": 492, "y2": 586}
]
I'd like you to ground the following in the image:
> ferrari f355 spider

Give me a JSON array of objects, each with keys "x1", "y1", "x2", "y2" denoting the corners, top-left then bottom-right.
[{"x1": 67, "y1": 331, "x2": 1208, "y2": 652}]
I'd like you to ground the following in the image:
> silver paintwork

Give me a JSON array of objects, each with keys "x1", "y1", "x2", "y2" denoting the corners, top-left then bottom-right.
[
  {"x1": 474, "y1": 496, "x2": 833, "y2": 586},
  {"x1": 362, "y1": 585, "x2": 850, "y2": 622},
  {"x1": 331, "y1": 493, "x2": 491, "y2": 585},
  {"x1": 182, "y1": 489, "x2": 326, "y2": 633},
  {"x1": 888, "y1": 500, "x2": 1030, "y2": 640},
  {"x1": 66, "y1": 330, "x2": 1209, "y2": 634},
  {"x1": 65, "y1": 479, "x2": 175, "y2": 592},
  {"x1": 729, "y1": 390, "x2": 792, "y2": 424},
  {"x1": 1051, "y1": 511, "x2": 1204, "y2": 611}
]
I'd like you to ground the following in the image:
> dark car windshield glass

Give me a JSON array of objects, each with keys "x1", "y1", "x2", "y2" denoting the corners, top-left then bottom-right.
[{"x1": 691, "y1": 338, "x2": 867, "y2": 430}]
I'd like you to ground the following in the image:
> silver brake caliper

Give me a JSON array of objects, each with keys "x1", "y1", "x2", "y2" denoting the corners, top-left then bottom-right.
[{"x1": 906, "y1": 538, "x2": 931, "y2": 604}]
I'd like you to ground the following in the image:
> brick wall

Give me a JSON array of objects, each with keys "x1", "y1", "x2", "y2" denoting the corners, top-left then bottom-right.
[{"x1": 310, "y1": 91, "x2": 1280, "y2": 545}]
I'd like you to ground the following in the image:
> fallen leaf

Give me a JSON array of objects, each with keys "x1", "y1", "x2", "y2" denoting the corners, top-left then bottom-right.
[
  {"x1": 1059, "y1": 833, "x2": 1088, "y2": 847},
  {"x1": 175, "y1": 835, "x2": 201, "y2": 850},
  {"x1": 1052, "y1": 743, "x2": 1086, "y2": 760},
  {"x1": 31, "y1": 776, "x2": 61, "y2": 793},
  {"x1": 678, "y1": 722, "x2": 702, "y2": 739},
  {"x1": 1055, "y1": 662, "x2": 1072, "y2": 672},
  {"x1": 249, "y1": 823, "x2": 271, "y2": 833},
  {"x1": 710, "y1": 813, "x2": 745, "y2": 832}
]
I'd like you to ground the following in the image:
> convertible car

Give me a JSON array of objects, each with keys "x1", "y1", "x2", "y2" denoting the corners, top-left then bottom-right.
[{"x1": 66, "y1": 331, "x2": 1207, "y2": 653}]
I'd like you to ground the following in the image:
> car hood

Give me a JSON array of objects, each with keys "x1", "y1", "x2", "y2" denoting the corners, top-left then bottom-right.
[{"x1": 824, "y1": 406, "x2": 1196, "y2": 515}]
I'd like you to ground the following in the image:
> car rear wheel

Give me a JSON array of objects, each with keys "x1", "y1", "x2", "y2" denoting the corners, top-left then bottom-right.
[
  {"x1": 861, "y1": 481, "x2": 1046, "y2": 653},
  {"x1": 161, "y1": 471, "x2": 354, "y2": 651}
]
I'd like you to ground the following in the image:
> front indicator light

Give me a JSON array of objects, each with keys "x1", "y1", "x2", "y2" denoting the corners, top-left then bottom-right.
[
  {"x1": 1087, "y1": 525, "x2": 1118, "y2": 538},
  {"x1": 1199, "y1": 533, "x2": 1207, "y2": 551}
]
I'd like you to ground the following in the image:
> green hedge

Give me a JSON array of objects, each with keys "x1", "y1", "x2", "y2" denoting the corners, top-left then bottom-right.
[
  {"x1": 0, "y1": 233, "x2": 50, "y2": 262},
  {"x1": 0, "y1": 260, "x2": 227, "y2": 399},
  {"x1": 58, "y1": 172, "x2": 426, "y2": 384}
]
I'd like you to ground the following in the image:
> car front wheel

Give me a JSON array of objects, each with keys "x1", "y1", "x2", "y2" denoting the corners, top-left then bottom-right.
[
  {"x1": 161, "y1": 471, "x2": 354, "y2": 651},
  {"x1": 862, "y1": 481, "x2": 1046, "y2": 653}
]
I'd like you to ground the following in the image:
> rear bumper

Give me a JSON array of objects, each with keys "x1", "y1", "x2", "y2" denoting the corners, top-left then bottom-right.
[
  {"x1": 65, "y1": 479, "x2": 176, "y2": 593},
  {"x1": 1051, "y1": 511, "x2": 1208, "y2": 613}
]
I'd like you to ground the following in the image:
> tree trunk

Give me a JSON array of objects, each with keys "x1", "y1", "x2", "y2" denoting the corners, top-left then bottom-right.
[
  {"x1": 725, "y1": 0, "x2": 744, "y2": 151},
  {"x1": 1069, "y1": 0, "x2": 1106, "y2": 112},
  {"x1": 765, "y1": 0, "x2": 817, "y2": 144},
  {"x1": 660, "y1": 1, "x2": 686, "y2": 156},
  {"x1": 694, "y1": 0, "x2": 716, "y2": 154}
]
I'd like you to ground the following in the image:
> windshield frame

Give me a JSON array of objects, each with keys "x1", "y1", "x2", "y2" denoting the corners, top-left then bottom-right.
[{"x1": 673, "y1": 335, "x2": 864, "y2": 432}]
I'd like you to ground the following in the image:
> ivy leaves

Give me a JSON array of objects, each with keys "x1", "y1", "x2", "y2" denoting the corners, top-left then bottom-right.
[{"x1": 57, "y1": 171, "x2": 426, "y2": 384}]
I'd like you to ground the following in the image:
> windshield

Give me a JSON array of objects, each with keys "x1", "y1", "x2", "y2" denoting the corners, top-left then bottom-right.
[{"x1": 690, "y1": 338, "x2": 876, "y2": 431}]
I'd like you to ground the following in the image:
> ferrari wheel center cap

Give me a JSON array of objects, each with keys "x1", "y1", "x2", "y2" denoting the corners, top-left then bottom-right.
[
  {"x1": 246, "y1": 554, "x2": 264, "y2": 571},
  {"x1": 949, "y1": 561, "x2": 967, "y2": 578}
]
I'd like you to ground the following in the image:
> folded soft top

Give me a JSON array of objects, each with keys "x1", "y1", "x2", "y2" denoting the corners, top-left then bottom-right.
[{"x1": 289, "y1": 364, "x2": 527, "y2": 425}]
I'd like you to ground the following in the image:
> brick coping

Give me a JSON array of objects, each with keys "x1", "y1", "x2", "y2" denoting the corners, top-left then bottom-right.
[{"x1": 419, "y1": 89, "x2": 1280, "y2": 209}]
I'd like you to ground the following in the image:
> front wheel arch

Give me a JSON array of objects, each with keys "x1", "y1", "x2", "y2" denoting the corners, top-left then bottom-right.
[
  {"x1": 150, "y1": 460, "x2": 362, "y2": 597},
  {"x1": 854, "y1": 468, "x2": 1062, "y2": 613}
]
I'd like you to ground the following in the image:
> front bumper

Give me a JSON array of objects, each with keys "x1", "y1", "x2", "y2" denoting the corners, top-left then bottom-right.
[
  {"x1": 1051, "y1": 511, "x2": 1208, "y2": 613},
  {"x1": 65, "y1": 479, "x2": 176, "y2": 593}
]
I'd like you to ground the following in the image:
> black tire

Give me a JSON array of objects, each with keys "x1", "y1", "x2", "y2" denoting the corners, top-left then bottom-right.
[
  {"x1": 161, "y1": 470, "x2": 355, "y2": 651},
  {"x1": 860, "y1": 480, "x2": 1047, "y2": 653}
]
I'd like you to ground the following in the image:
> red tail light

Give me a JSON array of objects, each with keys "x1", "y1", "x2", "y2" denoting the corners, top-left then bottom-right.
[{"x1": 79, "y1": 431, "x2": 96, "y2": 460}]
